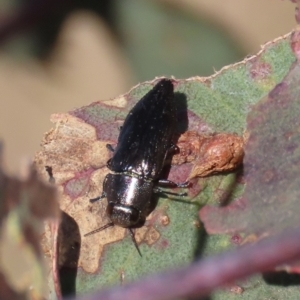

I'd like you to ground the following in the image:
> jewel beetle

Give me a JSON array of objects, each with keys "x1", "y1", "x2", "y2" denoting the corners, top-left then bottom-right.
[{"x1": 84, "y1": 79, "x2": 188, "y2": 255}]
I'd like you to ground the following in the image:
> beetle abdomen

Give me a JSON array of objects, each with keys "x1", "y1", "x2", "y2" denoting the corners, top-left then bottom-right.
[{"x1": 109, "y1": 79, "x2": 176, "y2": 179}]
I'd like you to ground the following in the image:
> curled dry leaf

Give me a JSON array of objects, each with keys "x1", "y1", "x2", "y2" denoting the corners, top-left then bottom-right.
[
  {"x1": 172, "y1": 131, "x2": 244, "y2": 179},
  {"x1": 0, "y1": 165, "x2": 59, "y2": 300}
]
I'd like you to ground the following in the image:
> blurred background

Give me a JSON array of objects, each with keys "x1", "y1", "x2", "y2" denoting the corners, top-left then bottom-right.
[{"x1": 0, "y1": 0, "x2": 295, "y2": 172}]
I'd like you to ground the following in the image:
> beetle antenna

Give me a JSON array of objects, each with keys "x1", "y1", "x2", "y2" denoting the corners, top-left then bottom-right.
[
  {"x1": 128, "y1": 228, "x2": 142, "y2": 257},
  {"x1": 90, "y1": 192, "x2": 106, "y2": 203},
  {"x1": 84, "y1": 222, "x2": 114, "y2": 237}
]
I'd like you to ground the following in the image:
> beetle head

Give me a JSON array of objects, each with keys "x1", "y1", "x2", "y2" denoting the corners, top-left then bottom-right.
[{"x1": 106, "y1": 202, "x2": 140, "y2": 227}]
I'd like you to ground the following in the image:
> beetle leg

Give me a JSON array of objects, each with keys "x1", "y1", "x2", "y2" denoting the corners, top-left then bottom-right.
[
  {"x1": 153, "y1": 187, "x2": 187, "y2": 197},
  {"x1": 106, "y1": 159, "x2": 112, "y2": 169},
  {"x1": 45, "y1": 166, "x2": 55, "y2": 184},
  {"x1": 106, "y1": 144, "x2": 115, "y2": 152},
  {"x1": 153, "y1": 187, "x2": 163, "y2": 193},
  {"x1": 168, "y1": 143, "x2": 179, "y2": 153},
  {"x1": 90, "y1": 192, "x2": 106, "y2": 203},
  {"x1": 157, "y1": 179, "x2": 190, "y2": 188}
]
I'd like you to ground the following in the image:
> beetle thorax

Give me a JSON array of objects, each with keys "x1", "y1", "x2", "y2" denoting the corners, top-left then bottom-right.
[{"x1": 103, "y1": 173, "x2": 154, "y2": 227}]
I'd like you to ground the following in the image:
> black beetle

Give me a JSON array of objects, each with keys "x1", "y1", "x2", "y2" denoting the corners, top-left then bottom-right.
[{"x1": 84, "y1": 79, "x2": 188, "y2": 255}]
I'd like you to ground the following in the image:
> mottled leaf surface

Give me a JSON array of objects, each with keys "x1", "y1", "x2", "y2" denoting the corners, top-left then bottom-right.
[
  {"x1": 34, "y1": 33, "x2": 297, "y2": 298},
  {"x1": 200, "y1": 31, "x2": 300, "y2": 295},
  {"x1": 200, "y1": 31, "x2": 300, "y2": 241}
]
